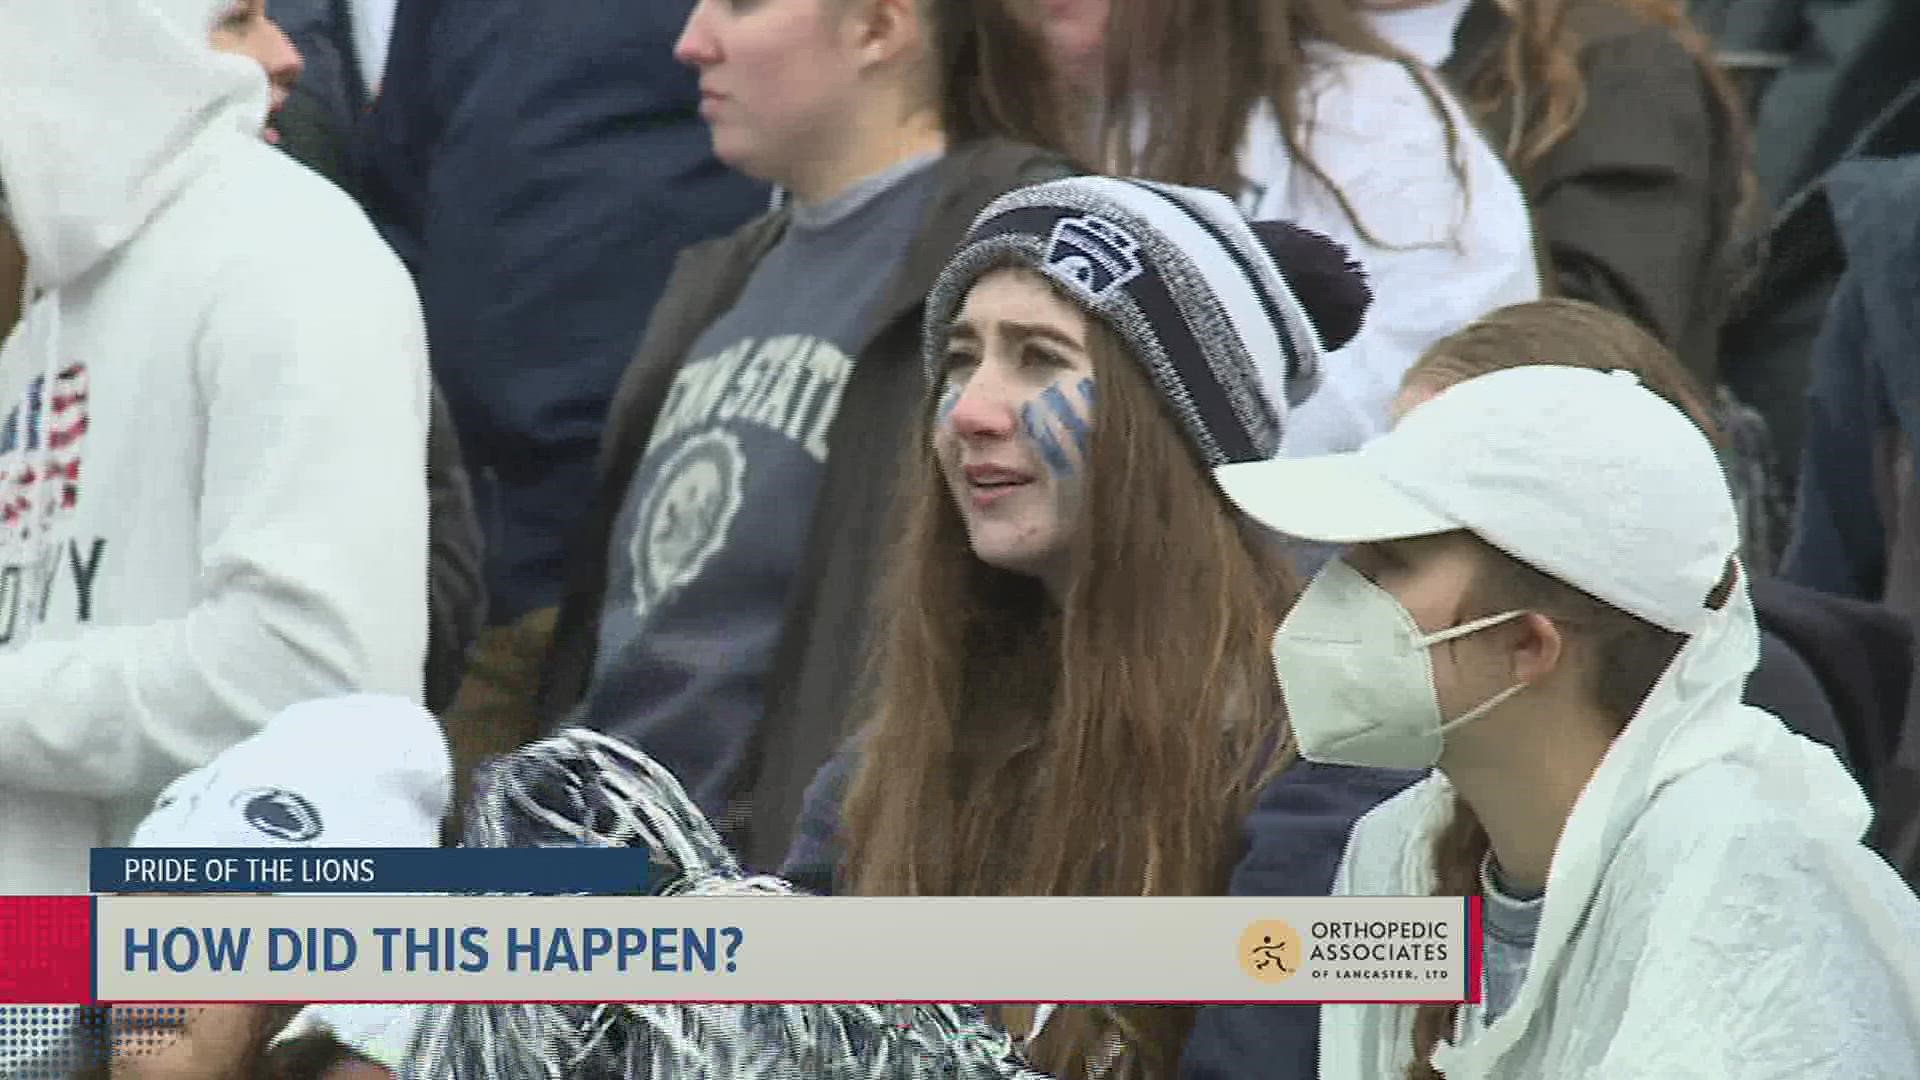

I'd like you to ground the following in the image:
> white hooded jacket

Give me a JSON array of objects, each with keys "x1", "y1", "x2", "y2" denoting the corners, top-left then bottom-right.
[
  {"x1": 0, "y1": 0, "x2": 430, "y2": 892},
  {"x1": 1321, "y1": 577, "x2": 1920, "y2": 1078}
]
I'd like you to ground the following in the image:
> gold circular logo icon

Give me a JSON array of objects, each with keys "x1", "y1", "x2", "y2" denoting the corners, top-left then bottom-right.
[{"x1": 1239, "y1": 920, "x2": 1302, "y2": 983}]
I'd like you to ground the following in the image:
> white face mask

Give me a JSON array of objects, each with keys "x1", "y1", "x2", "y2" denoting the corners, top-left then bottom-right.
[{"x1": 1270, "y1": 559, "x2": 1528, "y2": 770}]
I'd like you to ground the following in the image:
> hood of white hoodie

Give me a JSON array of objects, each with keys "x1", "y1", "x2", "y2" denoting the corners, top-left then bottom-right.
[{"x1": 0, "y1": 0, "x2": 269, "y2": 292}]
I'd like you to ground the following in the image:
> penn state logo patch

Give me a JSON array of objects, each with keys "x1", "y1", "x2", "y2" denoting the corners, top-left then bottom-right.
[
  {"x1": 237, "y1": 787, "x2": 323, "y2": 842},
  {"x1": 629, "y1": 429, "x2": 747, "y2": 622},
  {"x1": 1043, "y1": 214, "x2": 1144, "y2": 303}
]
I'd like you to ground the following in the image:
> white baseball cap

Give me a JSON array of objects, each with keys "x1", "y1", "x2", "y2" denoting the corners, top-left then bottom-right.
[
  {"x1": 130, "y1": 695, "x2": 451, "y2": 848},
  {"x1": 1214, "y1": 365, "x2": 1739, "y2": 635}
]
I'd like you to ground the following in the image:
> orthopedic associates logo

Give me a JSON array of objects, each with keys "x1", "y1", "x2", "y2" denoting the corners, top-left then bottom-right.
[{"x1": 1238, "y1": 919, "x2": 1302, "y2": 984}]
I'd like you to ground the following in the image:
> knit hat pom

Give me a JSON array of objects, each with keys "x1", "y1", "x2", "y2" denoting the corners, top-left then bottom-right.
[{"x1": 1246, "y1": 221, "x2": 1372, "y2": 353}]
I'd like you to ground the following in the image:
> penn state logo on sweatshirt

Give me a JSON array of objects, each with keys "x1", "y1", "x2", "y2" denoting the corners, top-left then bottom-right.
[
  {"x1": 0, "y1": 361, "x2": 101, "y2": 645},
  {"x1": 626, "y1": 336, "x2": 849, "y2": 622}
]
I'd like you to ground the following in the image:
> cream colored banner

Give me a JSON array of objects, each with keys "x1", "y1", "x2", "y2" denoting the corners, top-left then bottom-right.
[{"x1": 95, "y1": 896, "x2": 1473, "y2": 1004}]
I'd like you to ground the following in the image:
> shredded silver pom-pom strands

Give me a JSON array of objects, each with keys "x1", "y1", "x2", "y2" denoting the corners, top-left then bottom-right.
[
  {"x1": 388, "y1": 731, "x2": 1056, "y2": 1079},
  {"x1": 459, "y1": 729, "x2": 744, "y2": 885}
]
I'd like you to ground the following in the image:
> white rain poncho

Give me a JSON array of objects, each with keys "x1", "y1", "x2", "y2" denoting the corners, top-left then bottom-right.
[{"x1": 1320, "y1": 572, "x2": 1920, "y2": 1078}]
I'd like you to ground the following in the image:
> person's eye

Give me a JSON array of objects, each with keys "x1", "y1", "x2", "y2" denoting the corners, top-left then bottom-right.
[
  {"x1": 942, "y1": 347, "x2": 978, "y2": 373},
  {"x1": 1022, "y1": 343, "x2": 1070, "y2": 368}
]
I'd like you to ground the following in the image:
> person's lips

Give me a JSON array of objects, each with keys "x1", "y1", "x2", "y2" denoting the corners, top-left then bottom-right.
[{"x1": 962, "y1": 463, "x2": 1035, "y2": 508}]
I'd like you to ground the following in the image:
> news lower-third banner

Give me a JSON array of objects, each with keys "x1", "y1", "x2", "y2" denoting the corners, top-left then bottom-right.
[
  {"x1": 2, "y1": 893, "x2": 1480, "y2": 1006},
  {"x1": 89, "y1": 847, "x2": 662, "y2": 895}
]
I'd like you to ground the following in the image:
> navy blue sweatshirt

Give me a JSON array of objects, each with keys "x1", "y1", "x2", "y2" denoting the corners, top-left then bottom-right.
[
  {"x1": 356, "y1": 0, "x2": 768, "y2": 621},
  {"x1": 780, "y1": 752, "x2": 1423, "y2": 1078}
]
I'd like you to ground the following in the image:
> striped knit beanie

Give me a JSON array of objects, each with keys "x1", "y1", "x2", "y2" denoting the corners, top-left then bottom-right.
[{"x1": 923, "y1": 176, "x2": 1370, "y2": 467}]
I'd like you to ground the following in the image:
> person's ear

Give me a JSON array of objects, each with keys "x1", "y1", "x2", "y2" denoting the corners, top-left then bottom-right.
[
  {"x1": 846, "y1": 0, "x2": 925, "y2": 69},
  {"x1": 1507, "y1": 612, "x2": 1563, "y2": 687}
]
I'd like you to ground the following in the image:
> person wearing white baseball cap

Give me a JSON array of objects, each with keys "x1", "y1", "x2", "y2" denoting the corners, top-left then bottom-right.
[{"x1": 1214, "y1": 363, "x2": 1920, "y2": 1078}]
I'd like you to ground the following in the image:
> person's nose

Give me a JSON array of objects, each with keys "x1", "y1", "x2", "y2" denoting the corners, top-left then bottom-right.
[
  {"x1": 262, "y1": 20, "x2": 304, "y2": 95},
  {"x1": 947, "y1": 377, "x2": 1019, "y2": 441},
  {"x1": 674, "y1": 2, "x2": 721, "y2": 68}
]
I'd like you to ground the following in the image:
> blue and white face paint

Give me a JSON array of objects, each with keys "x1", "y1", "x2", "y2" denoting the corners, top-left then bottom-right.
[
  {"x1": 1018, "y1": 376, "x2": 1095, "y2": 479},
  {"x1": 932, "y1": 269, "x2": 1098, "y2": 589}
]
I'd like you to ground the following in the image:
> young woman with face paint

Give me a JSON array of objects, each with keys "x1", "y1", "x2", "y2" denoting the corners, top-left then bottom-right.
[
  {"x1": 1216, "y1": 354, "x2": 1920, "y2": 1078},
  {"x1": 927, "y1": 270, "x2": 1098, "y2": 594}
]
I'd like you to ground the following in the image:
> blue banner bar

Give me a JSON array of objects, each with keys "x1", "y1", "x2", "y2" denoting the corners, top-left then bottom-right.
[{"x1": 91, "y1": 848, "x2": 658, "y2": 895}]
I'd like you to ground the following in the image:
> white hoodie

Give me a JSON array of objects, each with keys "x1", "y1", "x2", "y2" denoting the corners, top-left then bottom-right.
[
  {"x1": 1321, "y1": 579, "x2": 1920, "y2": 1078},
  {"x1": 0, "y1": 0, "x2": 430, "y2": 893}
]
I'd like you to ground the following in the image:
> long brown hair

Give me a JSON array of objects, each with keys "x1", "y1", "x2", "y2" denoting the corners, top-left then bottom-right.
[
  {"x1": 1461, "y1": 0, "x2": 1752, "y2": 208},
  {"x1": 840, "y1": 275, "x2": 1299, "y2": 1078},
  {"x1": 1405, "y1": 538, "x2": 1695, "y2": 1078},
  {"x1": 916, "y1": 0, "x2": 1081, "y2": 158},
  {"x1": 832, "y1": 0, "x2": 1079, "y2": 160},
  {"x1": 1402, "y1": 297, "x2": 1725, "y2": 447},
  {"x1": 1097, "y1": 0, "x2": 1463, "y2": 245}
]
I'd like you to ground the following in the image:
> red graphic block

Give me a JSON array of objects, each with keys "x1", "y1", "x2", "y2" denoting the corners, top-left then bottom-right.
[{"x1": 0, "y1": 898, "x2": 93, "y2": 1003}]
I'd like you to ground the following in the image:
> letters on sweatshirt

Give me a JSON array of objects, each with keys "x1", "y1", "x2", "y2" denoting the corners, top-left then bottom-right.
[{"x1": 0, "y1": 362, "x2": 102, "y2": 643}]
